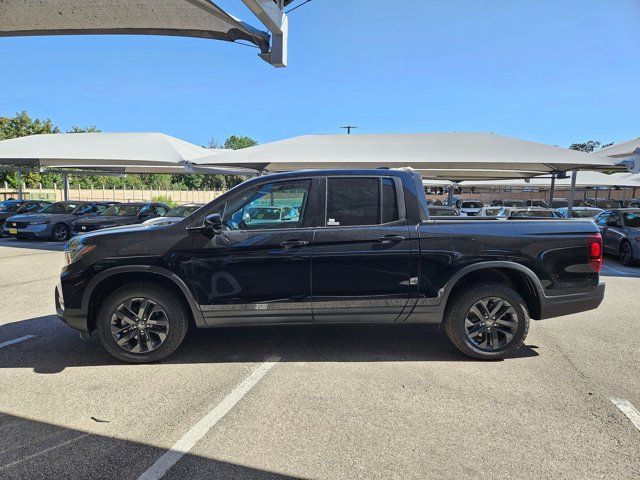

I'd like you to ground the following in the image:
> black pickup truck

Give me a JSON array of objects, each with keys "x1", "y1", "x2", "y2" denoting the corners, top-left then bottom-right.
[{"x1": 56, "y1": 169, "x2": 605, "y2": 363}]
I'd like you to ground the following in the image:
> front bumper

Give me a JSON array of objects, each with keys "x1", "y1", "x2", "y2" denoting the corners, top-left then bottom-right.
[
  {"x1": 2, "y1": 223, "x2": 51, "y2": 239},
  {"x1": 55, "y1": 283, "x2": 89, "y2": 332},
  {"x1": 537, "y1": 282, "x2": 605, "y2": 320}
]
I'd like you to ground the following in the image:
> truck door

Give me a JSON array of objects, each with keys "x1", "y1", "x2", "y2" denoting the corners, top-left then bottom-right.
[
  {"x1": 311, "y1": 176, "x2": 412, "y2": 322},
  {"x1": 189, "y1": 178, "x2": 317, "y2": 325}
]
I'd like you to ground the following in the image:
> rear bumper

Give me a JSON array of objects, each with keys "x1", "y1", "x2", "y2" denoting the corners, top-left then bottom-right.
[
  {"x1": 537, "y1": 282, "x2": 605, "y2": 320},
  {"x1": 55, "y1": 284, "x2": 89, "y2": 332}
]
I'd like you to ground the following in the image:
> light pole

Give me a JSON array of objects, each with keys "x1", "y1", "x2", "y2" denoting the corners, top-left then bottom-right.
[{"x1": 340, "y1": 126, "x2": 357, "y2": 134}]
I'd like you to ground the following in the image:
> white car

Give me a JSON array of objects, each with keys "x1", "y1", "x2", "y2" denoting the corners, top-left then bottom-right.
[{"x1": 455, "y1": 199, "x2": 484, "y2": 216}]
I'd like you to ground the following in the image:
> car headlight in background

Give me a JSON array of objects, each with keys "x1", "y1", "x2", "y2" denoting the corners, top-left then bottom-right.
[
  {"x1": 64, "y1": 243, "x2": 96, "y2": 265},
  {"x1": 28, "y1": 220, "x2": 50, "y2": 225}
]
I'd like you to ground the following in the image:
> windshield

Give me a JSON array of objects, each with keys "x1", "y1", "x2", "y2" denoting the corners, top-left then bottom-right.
[
  {"x1": 510, "y1": 210, "x2": 555, "y2": 218},
  {"x1": 429, "y1": 208, "x2": 458, "y2": 217},
  {"x1": 0, "y1": 201, "x2": 22, "y2": 213},
  {"x1": 101, "y1": 204, "x2": 143, "y2": 217},
  {"x1": 166, "y1": 205, "x2": 202, "y2": 218},
  {"x1": 503, "y1": 200, "x2": 525, "y2": 207},
  {"x1": 460, "y1": 201, "x2": 483, "y2": 209},
  {"x1": 623, "y1": 212, "x2": 640, "y2": 228},
  {"x1": 483, "y1": 208, "x2": 501, "y2": 216},
  {"x1": 40, "y1": 202, "x2": 82, "y2": 214},
  {"x1": 571, "y1": 209, "x2": 601, "y2": 218}
]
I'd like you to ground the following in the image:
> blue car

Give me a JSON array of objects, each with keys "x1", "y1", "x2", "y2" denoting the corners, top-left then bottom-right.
[
  {"x1": 594, "y1": 208, "x2": 640, "y2": 266},
  {"x1": 3, "y1": 201, "x2": 118, "y2": 241}
]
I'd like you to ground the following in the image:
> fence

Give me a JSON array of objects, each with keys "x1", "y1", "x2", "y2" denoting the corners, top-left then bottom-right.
[{"x1": 0, "y1": 184, "x2": 225, "y2": 204}]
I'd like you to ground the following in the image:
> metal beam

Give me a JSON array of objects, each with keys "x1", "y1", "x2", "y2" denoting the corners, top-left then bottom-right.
[{"x1": 567, "y1": 170, "x2": 577, "y2": 218}]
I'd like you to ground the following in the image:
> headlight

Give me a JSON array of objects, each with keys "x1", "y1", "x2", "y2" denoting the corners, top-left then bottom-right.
[
  {"x1": 29, "y1": 220, "x2": 50, "y2": 225},
  {"x1": 64, "y1": 243, "x2": 96, "y2": 265}
]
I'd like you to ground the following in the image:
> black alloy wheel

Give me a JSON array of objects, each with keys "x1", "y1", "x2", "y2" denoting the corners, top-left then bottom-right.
[{"x1": 51, "y1": 223, "x2": 70, "y2": 242}]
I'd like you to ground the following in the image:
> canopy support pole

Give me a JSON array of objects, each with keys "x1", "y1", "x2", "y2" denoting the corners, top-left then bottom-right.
[
  {"x1": 567, "y1": 170, "x2": 577, "y2": 218},
  {"x1": 17, "y1": 167, "x2": 23, "y2": 200},
  {"x1": 548, "y1": 172, "x2": 556, "y2": 206},
  {"x1": 63, "y1": 174, "x2": 70, "y2": 201},
  {"x1": 447, "y1": 186, "x2": 454, "y2": 205}
]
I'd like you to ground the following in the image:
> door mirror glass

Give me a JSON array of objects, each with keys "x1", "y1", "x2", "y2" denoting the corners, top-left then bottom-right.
[
  {"x1": 204, "y1": 213, "x2": 223, "y2": 236},
  {"x1": 607, "y1": 219, "x2": 619, "y2": 227}
]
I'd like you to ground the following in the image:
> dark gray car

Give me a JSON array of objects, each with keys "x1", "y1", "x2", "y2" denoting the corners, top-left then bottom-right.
[
  {"x1": 3, "y1": 201, "x2": 117, "y2": 241},
  {"x1": 594, "y1": 208, "x2": 640, "y2": 266},
  {"x1": 0, "y1": 199, "x2": 52, "y2": 230}
]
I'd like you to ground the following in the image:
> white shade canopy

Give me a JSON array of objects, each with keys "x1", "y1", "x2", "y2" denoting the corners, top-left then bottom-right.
[
  {"x1": 460, "y1": 171, "x2": 640, "y2": 189},
  {"x1": 598, "y1": 138, "x2": 640, "y2": 158},
  {"x1": 0, "y1": 132, "x2": 254, "y2": 175},
  {"x1": 200, "y1": 133, "x2": 622, "y2": 179},
  {"x1": 0, "y1": 0, "x2": 270, "y2": 55}
]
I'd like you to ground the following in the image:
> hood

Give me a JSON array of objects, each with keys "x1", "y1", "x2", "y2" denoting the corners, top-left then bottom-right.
[
  {"x1": 5, "y1": 213, "x2": 47, "y2": 223},
  {"x1": 77, "y1": 222, "x2": 168, "y2": 241},
  {"x1": 76, "y1": 215, "x2": 138, "y2": 226}
]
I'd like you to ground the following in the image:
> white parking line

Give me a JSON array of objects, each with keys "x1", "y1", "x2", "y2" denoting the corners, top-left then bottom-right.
[
  {"x1": 137, "y1": 356, "x2": 281, "y2": 480},
  {"x1": 610, "y1": 398, "x2": 640, "y2": 432},
  {"x1": 0, "y1": 335, "x2": 35, "y2": 350},
  {"x1": 0, "y1": 433, "x2": 89, "y2": 472}
]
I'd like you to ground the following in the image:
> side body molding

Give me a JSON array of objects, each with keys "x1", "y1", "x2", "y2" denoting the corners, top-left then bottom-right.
[{"x1": 82, "y1": 265, "x2": 206, "y2": 327}]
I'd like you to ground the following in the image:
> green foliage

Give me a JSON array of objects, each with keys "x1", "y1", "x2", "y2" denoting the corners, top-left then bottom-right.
[
  {"x1": 0, "y1": 111, "x2": 257, "y2": 192},
  {"x1": 151, "y1": 195, "x2": 177, "y2": 208},
  {"x1": 569, "y1": 140, "x2": 613, "y2": 153}
]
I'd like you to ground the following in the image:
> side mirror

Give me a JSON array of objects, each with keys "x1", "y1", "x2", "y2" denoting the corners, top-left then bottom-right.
[
  {"x1": 204, "y1": 213, "x2": 223, "y2": 237},
  {"x1": 607, "y1": 220, "x2": 619, "y2": 227}
]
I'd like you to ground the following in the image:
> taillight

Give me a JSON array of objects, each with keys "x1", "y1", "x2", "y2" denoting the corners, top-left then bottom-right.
[{"x1": 588, "y1": 233, "x2": 603, "y2": 272}]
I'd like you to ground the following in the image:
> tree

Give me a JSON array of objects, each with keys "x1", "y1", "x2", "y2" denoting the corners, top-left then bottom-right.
[
  {"x1": 569, "y1": 140, "x2": 613, "y2": 153},
  {"x1": 223, "y1": 135, "x2": 258, "y2": 150}
]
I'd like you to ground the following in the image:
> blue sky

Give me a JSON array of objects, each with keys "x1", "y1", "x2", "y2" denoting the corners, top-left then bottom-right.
[{"x1": 1, "y1": 0, "x2": 639, "y2": 148}]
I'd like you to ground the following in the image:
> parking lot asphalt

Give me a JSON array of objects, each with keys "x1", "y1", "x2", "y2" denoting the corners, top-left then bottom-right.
[{"x1": 0, "y1": 237, "x2": 639, "y2": 479}]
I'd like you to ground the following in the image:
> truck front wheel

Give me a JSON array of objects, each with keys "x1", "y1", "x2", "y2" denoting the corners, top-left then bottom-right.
[
  {"x1": 96, "y1": 282, "x2": 189, "y2": 363},
  {"x1": 444, "y1": 283, "x2": 530, "y2": 360}
]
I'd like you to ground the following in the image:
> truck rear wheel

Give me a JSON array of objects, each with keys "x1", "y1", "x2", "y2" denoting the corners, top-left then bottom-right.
[
  {"x1": 96, "y1": 282, "x2": 189, "y2": 363},
  {"x1": 444, "y1": 283, "x2": 530, "y2": 360}
]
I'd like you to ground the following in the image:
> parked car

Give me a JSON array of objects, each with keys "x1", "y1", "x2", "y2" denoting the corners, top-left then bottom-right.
[
  {"x1": 72, "y1": 202, "x2": 170, "y2": 234},
  {"x1": 496, "y1": 207, "x2": 563, "y2": 218},
  {"x1": 624, "y1": 199, "x2": 640, "y2": 208},
  {"x1": 594, "y1": 209, "x2": 640, "y2": 266},
  {"x1": 455, "y1": 199, "x2": 483, "y2": 216},
  {"x1": 56, "y1": 169, "x2": 605, "y2": 363},
  {"x1": 426, "y1": 199, "x2": 443, "y2": 206},
  {"x1": 525, "y1": 199, "x2": 549, "y2": 207},
  {"x1": 3, "y1": 201, "x2": 116, "y2": 241},
  {"x1": 427, "y1": 206, "x2": 459, "y2": 216},
  {"x1": 143, "y1": 203, "x2": 204, "y2": 226},
  {"x1": 490, "y1": 199, "x2": 526, "y2": 207},
  {"x1": 479, "y1": 206, "x2": 502, "y2": 216},
  {"x1": 583, "y1": 198, "x2": 621, "y2": 209},
  {"x1": 0, "y1": 199, "x2": 51, "y2": 230},
  {"x1": 557, "y1": 207, "x2": 603, "y2": 219}
]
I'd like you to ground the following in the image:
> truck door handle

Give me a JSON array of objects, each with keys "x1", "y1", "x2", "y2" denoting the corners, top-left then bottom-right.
[
  {"x1": 280, "y1": 240, "x2": 309, "y2": 248},
  {"x1": 378, "y1": 235, "x2": 405, "y2": 244}
]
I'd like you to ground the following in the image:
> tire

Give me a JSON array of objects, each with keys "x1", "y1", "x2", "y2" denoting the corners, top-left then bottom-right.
[
  {"x1": 619, "y1": 241, "x2": 635, "y2": 267},
  {"x1": 96, "y1": 282, "x2": 189, "y2": 363},
  {"x1": 444, "y1": 283, "x2": 530, "y2": 360},
  {"x1": 50, "y1": 223, "x2": 70, "y2": 242}
]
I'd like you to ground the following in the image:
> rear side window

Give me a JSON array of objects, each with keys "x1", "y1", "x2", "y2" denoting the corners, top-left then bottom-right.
[
  {"x1": 326, "y1": 177, "x2": 400, "y2": 227},
  {"x1": 327, "y1": 178, "x2": 379, "y2": 226},
  {"x1": 381, "y1": 178, "x2": 399, "y2": 223}
]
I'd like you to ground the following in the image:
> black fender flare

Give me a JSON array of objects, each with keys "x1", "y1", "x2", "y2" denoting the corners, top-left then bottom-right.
[
  {"x1": 82, "y1": 265, "x2": 206, "y2": 327},
  {"x1": 438, "y1": 260, "x2": 545, "y2": 308}
]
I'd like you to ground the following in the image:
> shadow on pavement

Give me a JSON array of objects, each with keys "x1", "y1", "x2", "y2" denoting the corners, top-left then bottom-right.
[
  {"x1": 0, "y1": 238, "x2": 65, "y2": 252},
  {"x1": 0, "y1": 315, "x2": 538, "y2": 373},
  {"x1": 0, "y1": 412, "x2": 306, "y2": 480}
]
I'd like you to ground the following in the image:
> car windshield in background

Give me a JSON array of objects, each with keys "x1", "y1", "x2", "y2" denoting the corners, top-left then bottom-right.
[
  {"x1": 461, "y1": 201, "x2": 483, "y2": 209},
  {"x1": 510, "y1": 210, "x2": 555, "y2": 218},
  {"x1": 572, "y1": 209, "x2": 601, "y2": 218},
  {"x1": 166, "y1": 205, "x2": 202, "y2": 217},
  {"x1": 0, "y1": 202, "x2": 22, "y2": 212},
  {"x1": 101, "y1": 204, "x2": 142, "y2": 217},
  {"x1": 40, "y1": 202, "x2": 81, "y2": 214},
  {"x1": 429, "y1": 208, "x2": 458, "y2": 216},
  {"x1": 503, "y1": 201, "x2": 525, "y2": 207},
  {"x1": 623, "y1": 213, "x2": 640, "y2": 228}
]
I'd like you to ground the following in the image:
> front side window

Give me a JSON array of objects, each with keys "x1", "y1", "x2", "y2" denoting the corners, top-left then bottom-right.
[
  {"x1": 222, "y1": 180, "x2": 310, "y2": 231},
  {"x1": 73, "y1": 204, "x2": 95, "y2": 215}
]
